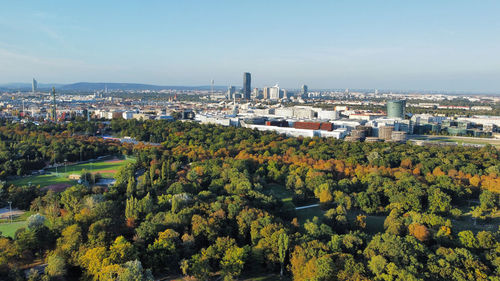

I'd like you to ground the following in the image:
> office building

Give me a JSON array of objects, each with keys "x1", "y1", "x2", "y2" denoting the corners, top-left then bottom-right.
[
  {"x1": 32, "y1": 78, "x2": 37, "y2": 93},
  {"x1": 301, "y1": 85, "x2": 308, "y2": 97},
  {"x1": 252, "y1": 88, "x2": 260, "y2": 99},
  {"x1": 317, "y1": 110, "x2": 339, "y2": 120},
  {"x1": 282, "y1": 89, "x2": 288, "y2": 99},
  {"x1": 391, "y1": 131, "x2": 407, "y2": 142},
  {"x1": 269, "y1": 84, "x2": 280, "y2": 100},
  {"x1": 263, "y1": 87, "x2": 270, "y2": 99},
  {"x1": 227, "y1": 86, "x2": 235, "y2": 99},
  {"x1": 243, "y1": 72, "x2": 251, "y2": 100},
  {"x1": 378, "y1": 125, "x2": 394, "y2": 140},
  {"x1": 387, "y1": 100, "x2": 406, "y2": 119}
]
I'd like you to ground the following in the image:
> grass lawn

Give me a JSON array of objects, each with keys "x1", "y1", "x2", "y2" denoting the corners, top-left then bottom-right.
[
  {"x1": 0, "y1": 221, "x2": 27, "y2": 238},
  {"x1": 364, "y1": 215, "x2": 386, "y2": 233},
  {"x1": 452, "y1": 218, "x2": 498, "y2": 232},
  {"x1": 9, "y1": 173, "x2": 77, "y2": 188},
  {"x1": 295, "y1": 205, "x2": 387, "y2": 233},
  {"x1": 241, "y1": 274, "x2": 290, "y2": 281},
  {"x1": 170, "y1": 273, "x2": 289, "y2": 281},
  {"x1": 449, "y1": 139, "x2": 500, "y2": 148},
  {"x1": 412, "y1": 136, "x2": 500, "y2": 149},
  {"x1": 296, "y1": 205, "x2": 498, "y2": 234},
  {"x1": 8, "y1": 156, "x2": 135, "y2": 187},
  {"x1": 265, "y1": 183, "x2": 294, "y2": 203},
  {"x1": 346, "y1": 211, "x2": 386, "y2": 234},
  {"x1": 452, "y1": 212, "x2": 500, "y2": 233},
  {"x1": 296, "y1": 205, "x2": 325, "y2": 223}
]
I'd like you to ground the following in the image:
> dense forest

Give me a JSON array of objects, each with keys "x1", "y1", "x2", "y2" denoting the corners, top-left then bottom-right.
[{"x1": 0, "y1": 119, "x2": 499, "y2": 280}]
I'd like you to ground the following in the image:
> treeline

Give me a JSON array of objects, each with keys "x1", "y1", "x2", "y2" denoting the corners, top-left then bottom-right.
[{"x1": 0, "y1": 120, "x2": 499, "y2": 280}]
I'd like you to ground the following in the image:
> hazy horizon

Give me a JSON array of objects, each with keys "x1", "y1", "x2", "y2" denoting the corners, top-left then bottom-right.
[
  {"x1": 2, "y1": 1, "x2": 500, "y2": 92},
  {"x1": 3, "y1": 81, "x2": 500, "y2": 95}
]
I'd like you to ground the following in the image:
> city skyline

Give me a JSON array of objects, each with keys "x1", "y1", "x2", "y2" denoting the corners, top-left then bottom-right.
[{"x1": 1, "y1": 1, "x2": 500, "y2": 92}]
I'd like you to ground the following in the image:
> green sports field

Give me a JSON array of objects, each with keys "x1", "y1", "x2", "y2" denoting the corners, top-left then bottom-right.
[
  {"x1": 8, "y1": 156, "x2": 135, "y2": 188},
  {"x1": 0, "y1": 221, "x2": 27, "y2": 238}
]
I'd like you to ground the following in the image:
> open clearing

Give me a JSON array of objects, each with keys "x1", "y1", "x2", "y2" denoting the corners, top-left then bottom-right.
[
  {"x1": 1, "y1": 157, "x2": 136, "y2": 238},
  {"x1": 7, "y1": 156, "x2": 135, "y2": 188},
  {"x1": 296, "y1": 205, "x2": 325, "y2": 223},
  {"x1": 0, "y1": 221, "x2": 27, "y2": 238},
  {"x1": 169, "y1": 273, "x2": 288, "y2": 281},
  {"x1": 265, "y1": 183, "x2": 293, "y2": 203},
  {"x1": 241, "y1": 273, "x2": 290, "y2": 281},
  {"x1": 409, "y1": 135, "x2": 500, "y2": 148}
]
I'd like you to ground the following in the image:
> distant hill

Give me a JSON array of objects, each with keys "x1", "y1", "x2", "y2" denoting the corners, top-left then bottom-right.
[
  {"x1": 0, "y1": 83, "x2": 63, "y2": 91},
  {"x1": 0, "y1": 82, "x2": 228, "y2": 92},
  {"x1": 60, "y1": 82, "x2": 227, "y2": 91}
]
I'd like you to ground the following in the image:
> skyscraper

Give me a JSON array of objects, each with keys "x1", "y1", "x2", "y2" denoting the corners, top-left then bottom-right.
[
  {"x1": 32, "y1": 78, "x2": 37, "y2": 93},
  {"x1": 243, "y1": 72, "x2": 251, "y2": 100},
  {"x1": 301, "y1": 84, "x2": 308, "y2": 98}
]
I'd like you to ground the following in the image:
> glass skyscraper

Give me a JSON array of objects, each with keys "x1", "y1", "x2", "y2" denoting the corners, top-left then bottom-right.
[
  {"x1": 32, "y1": 78, "x2": 37, "y2": 93},
  {"x1": 243, "y1": 72, "x2": 251, "y2": 100}
]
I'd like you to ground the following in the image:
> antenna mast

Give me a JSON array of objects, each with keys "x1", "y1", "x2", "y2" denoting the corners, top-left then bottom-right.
[
  {"x1": 51, "y1": 87, "x2": 57, "y2": 122},
  {"x1": 211, "y1": 79, "x2": 214, "y2": 97}
]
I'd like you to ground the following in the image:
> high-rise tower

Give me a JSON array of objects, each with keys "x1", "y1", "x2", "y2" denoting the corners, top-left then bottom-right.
[
  {"x1": 32, "y1": 78, "x2": 37, "y2": 93},
  {"x1": 301, "y1": 85, "x2": 308, "y2": 98},
  {"x1": 243, "y1": 72, "x2": 251, "y2": 100}
]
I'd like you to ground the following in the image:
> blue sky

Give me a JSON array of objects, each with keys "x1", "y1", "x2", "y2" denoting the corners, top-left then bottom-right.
[{"x1": 1, "y1": 0, "x2": 500, "y2": 92}]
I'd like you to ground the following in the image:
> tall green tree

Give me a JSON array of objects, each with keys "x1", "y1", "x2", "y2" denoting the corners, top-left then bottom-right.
[{"x1": 278, "y1": 232, "x2": 289, "y2": 277}]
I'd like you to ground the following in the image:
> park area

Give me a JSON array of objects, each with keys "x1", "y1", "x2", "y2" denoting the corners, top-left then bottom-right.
[
  {"x1": 0, "y1": 208, "x2": 33, "y2": 238},
  {"x1": 0, "y1": 221, "x2": 27, "y2": 238},
  {"x1": 7, "y1": 156, "x2": 135, "y2": 190},
  {"x1": 1, "y1": 156, "x2": 134, "y2": 237},
  {"x1": 264, "y1": 183, "x2": 498, "y2": 235}
]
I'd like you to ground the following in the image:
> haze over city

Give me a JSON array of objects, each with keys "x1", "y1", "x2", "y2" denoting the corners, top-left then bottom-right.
[{"x1": 2, "y1": 0, "x2": 500, "y2": 93}]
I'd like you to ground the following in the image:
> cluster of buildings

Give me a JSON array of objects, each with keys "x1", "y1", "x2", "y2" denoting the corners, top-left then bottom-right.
[
  {"x1": 224, "y1": 72, "x2": 302, "y2": 101},
  {"x1": 196, "y1": 100, "x2": 412, "y2": 142},
  {"x1": 1, "y1": 75, "x2": 499, "y2": 144},
  {"x1": 197, "y1": 97, "x2": 500, "y2": 142}
]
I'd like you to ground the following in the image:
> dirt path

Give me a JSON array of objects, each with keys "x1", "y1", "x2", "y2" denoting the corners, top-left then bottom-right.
[
  {"x1": 0, "y1": 208, "x2": 25, "y2": 219},
  {"x1": 295, "y1": 204, "x2": 320, "y2": 210}
]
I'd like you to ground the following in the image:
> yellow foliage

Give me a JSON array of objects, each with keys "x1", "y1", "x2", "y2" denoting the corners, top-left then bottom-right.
[
  {"x1": 99, "y1": 264, "x2": 123, "y2": 281},
  {"x1": 79, "y1": 246, "x2": 108, "y2": 279},
  {"x1": 469, "y1": 175, "x2": 481, "y2": 188},
  {"x1": 433, "y1": 167, "x2": 445, "y2": 177},
  {"x1": 408, "y1": 223, "x2": 430, "y2": 242},
  {"x1": 319, "y1": 189, "x2": 333, "y2": 203},
  {"x1": 439, "y1": 226, "x2": 451, "y2": 236},
  {"x1": 356, "y1": 215, "x2": 367, "y2": 229}
]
